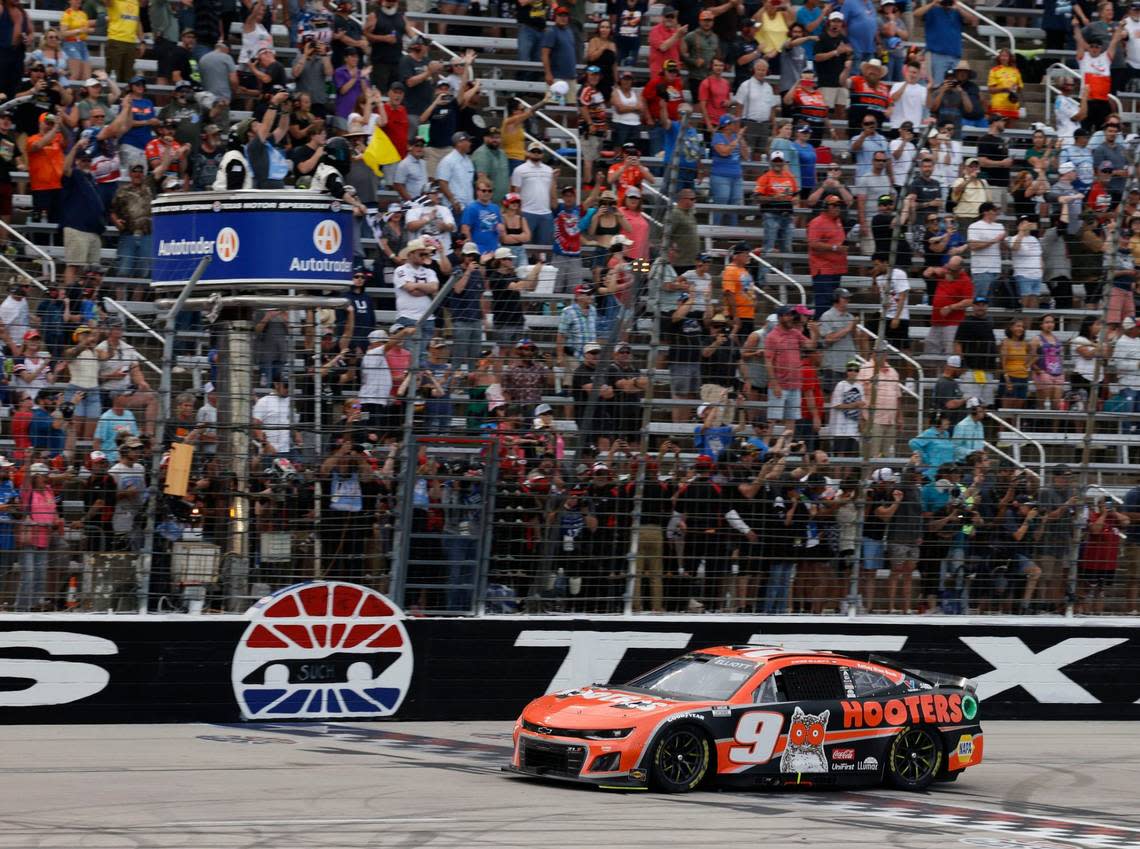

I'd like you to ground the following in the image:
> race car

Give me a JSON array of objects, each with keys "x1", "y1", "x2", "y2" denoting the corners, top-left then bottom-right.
[{"x1": 506, "y1": 645, "x2": 982, "y2": 793}]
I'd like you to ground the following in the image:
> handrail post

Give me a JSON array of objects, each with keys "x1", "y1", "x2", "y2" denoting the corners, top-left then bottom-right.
[
  {"x1": 985, "y1": 410, "x2": 1046, "y2": 480},
  {"x1": 748, "y1": 250, "x2": 807, "y2": 306},
  {"x1": 958, "y1": 1, "x2": 1016, "y2": 55},
  {"x1": 0, "y1": 218, "x2": 55, "y2": 285}
]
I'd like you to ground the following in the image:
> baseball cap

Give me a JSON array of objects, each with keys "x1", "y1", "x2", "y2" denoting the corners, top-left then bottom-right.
[
  {"x1": 527, "y1": 141, "x2": 544, "y2": 152},
  {"x1": 964, "y1": 157, "x2": 980, "y2": 166},
  {"x1": 973, "y1": 295, "x2": 989, "y2": 304},
  {"x1": 586, "y1": 65, "x2": 601, "y2": 74},
  {"x1": 452, "y1": 131, "x2": 471, "y2": 144},
  {"x1": 696, "y1": 403, "x2": 710, "y2": 418},
  {"x1": 776, "y1": 304, "x2": 794, "y2": 317},
  {"x1": 535, "y1": 403, "x2": 553, "y2": 416},
  {"x1": 368, "y1": 328, "x2": 389, "y2": 342},
  {"x1": 128, "y1": 74, "x2": 146, "y2": 85},
  {"x1": 793, "y1": 304, "x2": 812, "y2": 316},
  {"x1": 1123, "y1": 316, "x2": 1137, "y2": 330},
  {"x1": 845, "y1": 359, "x2": 861, "y2": 370},
  {"x1": 718, "y1": 114, "x2": 736, "y2": 127},
  {"x1": 84, "y1": 76, "x2": 100, "y2": 86},
  {"x1": 625, "y1": 187, "x2": 642, "y2": 198},
  {"x1": 1099, "y1": 160, "x2": 1114, "y2": 172},
  {"x1": 795, "y1": 124, "x2": 812, "y2": 134},
  {"x1": 584, "y1": 342, "x2": 602, "y2": 354},
  {"x1": 484, "y1": 125, "x2": 501, "y2": 135},
  {"x1": 878, "y1": 193, "x2": 893, "y2": 205},
  {"x1": 574, "y1": 284, "x2": 594, "y2": 295},
  {"x1": 770, "y1": 150, "x2": 786, "y2": 162},
  {"x1": 461, "y1": 241, "x2": 481, "y2": 256},
  {"x1": 409, "y1": 135, "x2": 425, "y2": 146},
  {"x1": 29, "y1": 463, "x2": 50, "y2": 475},
  {"x1": 946, "y1": 355, "x2": 962, "y2": 368},
  {"x1": 694, "y1": 454, "x2": 716, "y2": 469},
  {"x1": 828, "y1": 10, "x2": 844, "y2": 19},
  {"x1": 731, "y1": 241, "x2": 750, "y2": 254},
  {"x1": 965, "y1": 397, "x2": 984, "y2": 409},
  {"x1": 22, "y1": 329, "x2": 39, "y2": 341},
  {"x1": 615, "y1": 341, "x2": 631, "y2": 353},
  {"x1": 1074, "y1": 127, "x2": 1091, "y2": 138},
  {"x1": 864, "y1": 58, "x2": 884, "y2": 69},
  {"x1": 834, "y1": 287, "x2": 851, "y2": 299},
  {"x1": 554, "y1": 5, "x2": 570, "y2": 12},
  {"x1": 663, "y1": 59, "x2": 680, "y2": 72},
  {"x1": 428, "y1": 338, "x2": 451, "y2": 348},
  {"x1": 871, "y1": 467, "x2": 896, "y2": 483},
  {"x1": 1058, "y1": 161, "x2": 1076, "y2": 175},
  {"x1": 493, "y1": 246, "x2": 515, "y2": 260}
]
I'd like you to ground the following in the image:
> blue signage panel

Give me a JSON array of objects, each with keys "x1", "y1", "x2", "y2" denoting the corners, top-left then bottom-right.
[{"x1": 151, "y1": 191, "x2": 355, "y2": 289}]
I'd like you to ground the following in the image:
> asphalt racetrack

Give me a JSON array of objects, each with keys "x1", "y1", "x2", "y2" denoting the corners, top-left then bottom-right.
[{"x1": 1, "y1": 721, "x2": 1136, "y2": 849}]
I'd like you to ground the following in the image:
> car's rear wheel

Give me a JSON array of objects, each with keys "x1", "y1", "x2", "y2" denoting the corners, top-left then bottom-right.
[
  {"x1": 885, "y1": 727, "x2": 941, "y2": 791},
  {"x1": 650, "y1": 726, "x2": 710, "y2": 793}
]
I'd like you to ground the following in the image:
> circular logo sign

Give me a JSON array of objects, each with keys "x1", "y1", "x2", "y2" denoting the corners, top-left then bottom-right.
[
  {"x1": 313, "y1": 219, "x2": 343, "y2": 255},
  {"x1": 215, "y1": 227, "x2": 240, "y2": 262},
  {"x1": 232, "y1": 582, "x2": 414, "y2": 720}
]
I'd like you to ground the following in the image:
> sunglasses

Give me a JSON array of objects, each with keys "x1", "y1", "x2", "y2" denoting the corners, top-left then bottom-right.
[
  {"x1": 874, "y1": 157, "x2": 887, "y2": 163},
  {"x1": 825, "y1": 202, "x2": 840, "y2": 207},
  {"x1": 477, "y1": 187, "x2": 492, "y2": 192}
]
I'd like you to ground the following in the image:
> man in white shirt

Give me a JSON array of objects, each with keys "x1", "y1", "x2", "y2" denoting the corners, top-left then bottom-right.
[
  {"x1": 1008, "y1": 214, "x2": 1044, "y2": 308},
  {"x1": 195, "y1": 383, "x2": 218, "y2": 457},
  {"x1": 1126, "y1": 1, "x2": 1140, "y2": 78},
  {"x1": 110, "y1": 437, "x2": 147, "y2": 551},
  {"x1": 1052, "y1": 76, "x2": 1082, "y2": 145},
  {"x1": 929, "y1": 122, "x2": 962, "y2": 198},
  {"x1": 828, "y1": 359, "x2": 866, "y2": 457},
  {"x1": 252, "y1": 379, "x2": 299, "y2": 457},
  {"x1": 1114, "y1": 316, "x2": 1140, "y2": 432},
  {"x1": 405, "y1": 183, "x2": 456, "y2": 254},
  {"x1": 888, "y1": 62, "x2": 928, "y2": 130},
  {"x1": 358, "y1": 327, "x2": 410, "y2": 432},
  {"x1": 872, "y1": 253, "x2": 914, "y2": 387},
  {"x1": 735, "y1": 58, "x2": 779, "y2": 159},
  {"x1": 436, "y1": 131, "x2": 475, "y2": 214},
  {"x1": 510, "y1": 142, "x2": 555, "y2": 246},
  {"x1": 888, "y1": 122, "x2": 917, "y2": 191},
  {"x1": 0, "y1": 283, "x2": 31, "y2": 354},
  {"x1": 966, "y1": 202, "x2": 1006, "y2": 299},
  {"x1": 391, "y1": 237, "x2": 440, "y2": 350},
  {"x1": 95, "y1": 318, "x2": 158, "y2": 437}
]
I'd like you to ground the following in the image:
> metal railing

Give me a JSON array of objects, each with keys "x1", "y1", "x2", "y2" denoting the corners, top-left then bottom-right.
[
  {"x1": 958, "y1": 0, "x2": 1016, "y2": 56},
  {"x1": 750, "y1": 251, "x2": 808, "y2": 306},
  {"x1": 987, "y1": 410, "x2": 1046, "y2": 481},
  {"x1": 0, "y1": 218, "x2": 55, "y2": 286},
  {"x1": 102, "y1": 297, "x2": 164, "y2": 375}
]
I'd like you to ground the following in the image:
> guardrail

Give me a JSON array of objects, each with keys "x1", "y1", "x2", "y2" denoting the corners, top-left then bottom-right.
[
  {"x1": 0, "y1": 218, "x2": 55, "y2": 286},
  {"x1": 987, "y1": 410, "x2": 1046, "y2": 480},
  {"x1": 959, "y1": 0, "x2": 1017, "y2": 55}
]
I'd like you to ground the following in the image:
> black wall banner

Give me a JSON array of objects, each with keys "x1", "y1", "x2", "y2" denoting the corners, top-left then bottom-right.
[{"x1": 2, "y1": 603, "x2": 1138, "y2": 724}]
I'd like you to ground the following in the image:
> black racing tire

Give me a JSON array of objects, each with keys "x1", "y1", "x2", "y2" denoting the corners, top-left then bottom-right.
[
  {"x1": 885, "y1": 726, "x2": 942, "y2": 791},
  {"x1": 649, "y1": 725, "x2": 711, "y2": 793}
]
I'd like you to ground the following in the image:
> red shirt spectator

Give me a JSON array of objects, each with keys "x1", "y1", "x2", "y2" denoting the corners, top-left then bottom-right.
[
  {"x1": 930, "y1": 269, "x2": 974, "y2": 327},
  {"x1": 764, "y1": 317, "x2": 809, "y2": 390},
  {"x1": 800, "y1": 356, "x2": 824, "y2": 424},
  {"x1": 384, "y1": 99, "x2": 410, "y2": 159},
  {"x1": 807, "y1": 207, "x2": 848, "y2": 275},
  {"x1": 647, "y1": 11, "x2": 684, "y2": 77},
  {"x1": 642, "y1": 64, "x2": 684, "y2": 125},
  {"x1": 1082, "y1": 508, "x2": 1123, "y2": 572},
  {"x1": 698, "y1": 68, "x2": 731, "y2": 129}
]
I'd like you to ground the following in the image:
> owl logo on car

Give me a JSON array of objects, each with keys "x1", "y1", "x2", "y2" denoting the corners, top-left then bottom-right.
[{"x1": 231, "y1": 582, "x2": 414, "y2": 720}]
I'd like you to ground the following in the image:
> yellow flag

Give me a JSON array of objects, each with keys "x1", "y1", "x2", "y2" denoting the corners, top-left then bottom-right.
[{"x1": 363, "y1": 126, "x2": 401, "y2": 176}]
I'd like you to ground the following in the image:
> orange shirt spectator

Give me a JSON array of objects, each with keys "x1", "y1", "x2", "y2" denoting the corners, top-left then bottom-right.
[
  {"x1": 722, "y1": 256, "x2": 756, "y2": 321},
  {"x1": 755, "y1": 168, "x2": 799, "y2": 206},
  {"x1": 607, "y1": 151, "x2": 649, "y2": 202},
  {"x1": 27, "y1": 125, "x2": 65, "y2": 192}
]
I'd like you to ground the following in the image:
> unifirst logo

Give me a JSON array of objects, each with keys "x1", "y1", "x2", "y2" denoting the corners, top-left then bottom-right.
[
  {"x1": 313, "y1": 219, "x2": 342, "y2": 255},
  {"x1": 216, "y1": 227, "x2": 240, "y2": 262}
]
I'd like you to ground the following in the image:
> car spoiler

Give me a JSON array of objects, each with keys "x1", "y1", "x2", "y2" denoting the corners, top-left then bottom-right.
[{"x1": 868, "y1": 654, "x2": 977, "y2": 694}]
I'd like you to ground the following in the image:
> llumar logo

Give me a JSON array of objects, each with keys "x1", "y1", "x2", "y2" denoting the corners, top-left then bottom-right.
[
  {"x1": 840, "y1": 693, "x2": 963, "y2": 729},
  {"x1": 216, "y1": 227, "x2": 240, "y2": 262},
  {"x1": 313, "y1": 219, "x2": 342, "y2": 255}
]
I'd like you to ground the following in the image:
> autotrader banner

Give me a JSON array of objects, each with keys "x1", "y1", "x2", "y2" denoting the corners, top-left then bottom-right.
[
  {"x1": 150, "y1": 191, "x2": 355, "y2": 289},
  {"x1": 0, "y1": 611, "x2": 1138, "y2": 723}
]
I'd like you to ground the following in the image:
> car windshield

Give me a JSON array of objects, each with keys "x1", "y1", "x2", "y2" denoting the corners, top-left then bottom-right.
[{"x1": 625, "y1": 654, "x2": 757, "y2": 700}]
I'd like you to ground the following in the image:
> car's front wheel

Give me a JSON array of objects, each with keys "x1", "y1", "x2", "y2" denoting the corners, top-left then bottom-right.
[
  {"x1": 650, "y1": 726, "x2": 710, "y2": 793},
  {"x1": 885, "y1": 727, "x2": 942, "y2": 791}
]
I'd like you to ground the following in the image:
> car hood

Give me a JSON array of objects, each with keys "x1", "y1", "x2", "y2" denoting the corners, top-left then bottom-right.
[{"x1": 522, "y1": 686, "x2": 712, "y2": 728}]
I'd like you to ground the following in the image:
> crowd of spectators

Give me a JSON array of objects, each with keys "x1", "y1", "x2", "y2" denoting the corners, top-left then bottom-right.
[{"x1": 0, "y1": 0, "x2": 1138, "y2": 615}]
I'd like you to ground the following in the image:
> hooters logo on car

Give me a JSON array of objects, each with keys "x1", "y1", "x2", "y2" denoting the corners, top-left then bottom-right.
[
  {"x1": 840, "y1": 693, "x2": 963, "y2": 729},
  {"x1": 231, "y1": 582, "x2": 414, "y2": 720}
]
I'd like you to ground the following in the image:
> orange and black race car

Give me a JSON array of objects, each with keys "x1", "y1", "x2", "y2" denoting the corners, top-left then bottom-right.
[{"x1": 506, "y1": 646, "x2": 982, "y2": 792}]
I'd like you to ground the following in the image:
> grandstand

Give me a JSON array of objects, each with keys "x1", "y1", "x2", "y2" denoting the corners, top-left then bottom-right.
[{"x1": 0, "y1": 0, "x2": 1136, "y2": 619}]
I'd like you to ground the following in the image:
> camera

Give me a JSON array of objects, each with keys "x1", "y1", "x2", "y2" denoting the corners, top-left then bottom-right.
[{"x1": 59, "y1": 400, "x2": 75, "y2": 419}]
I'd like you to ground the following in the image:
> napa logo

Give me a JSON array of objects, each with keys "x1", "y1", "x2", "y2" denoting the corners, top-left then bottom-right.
[
  {"x1": 231, "y1": 582, "x2": 414, "y2": 720},
  {"x1": 215, "y1": 227, "x2": 240, "y2": 262},
  {"x1": 313, "y1": 219, "x2": 342, "y2": 255}
]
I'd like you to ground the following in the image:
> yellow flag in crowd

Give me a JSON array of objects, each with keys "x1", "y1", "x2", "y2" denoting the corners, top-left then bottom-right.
[{"x1": 363, "y1": 126, "x2": 401, "y2": 177}]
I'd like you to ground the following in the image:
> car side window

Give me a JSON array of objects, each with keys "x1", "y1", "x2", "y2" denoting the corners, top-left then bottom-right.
[
  {"x1": 778, "y1": 664, "x2": 847, "y2": 701},
  {"x1": 847, "y1": 667, "x2": 908, "y2": 698},
  {"x1": 751, "y1": 673, "x2": 782, "y2": 704}
]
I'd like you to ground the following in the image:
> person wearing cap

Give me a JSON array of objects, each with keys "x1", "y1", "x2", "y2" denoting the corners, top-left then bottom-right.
[
  {"x1": 923, "y1": 255, "x2": 974, "y2": 356},
  {"x1": 541, "y1": 5, "x2": 578, "y2": 98},
  {"x1": 391, "y1": 236, "x2": 441, "y2": 349},
  {"x1": 15, "y1": 457, "x2": 63, "y2": 611},
  {"x1": 817, "y1": 287, "x2": 858, "y2": 396},
  {"x1": 190, "y1": 122, "x2": 226, "y2": 191},
  {"x1": 854, "y1": 348, "x2": 902, "y2": 457},
  {"x1": 664, "y1": 188, "x2": 700, "y2": 275},
  {"x1": 842, "y1": 55, "x2": 890, "y2": 139},
  {"x1": 59, "y1": 127, "x2": 110, "y2": 291},
  {"x1": 764, "y1": 305, "x2": 815, "y2": 432},
  {"x1": 419, "y1": 80, "x2": 461, "y2": 180},
  {"x1": 14, "y1": 331, "x2": 51, "y2": 403},
  {"x1": 28, "y1": 390, "x2": 68, "y2": 461},
  {"x1": 198, "y1": 39, "x2": 237, "y2": 109},
  {"x1": 556, "y1": 285, "x2": 598, "y2": 369},
  {"x1": 735, "y1": 59, "x2": 778, "y2": 154},
  {"x1": 721, "y1": 242, "x2": 757, "y2": 338},
  {"x1": 607, "y1": 142, "x2": 654, "y2": 203},
  {"x1": 949, "y1": 158, "x2": 991, "y2": 228},
  {"x1": 707, "y1": 113, "x2": 748, "y2": 226},
  {"x1": 951, "y1": 396, "x2": 986, "y2": 461},
  {"x1": 953, "y1": 294, "x2": 997, "y2": 407},
  {"x1": 510, "y1": 140, "x2": 555, "y2": 246},
  {"x1": 405, "y1": 181, "x2": 457, "y2": 255},
  {"x1": 825, "y1": 357, "x2": 864, "y2": 456},
  {"x1": 109, "y1": 155, "x2": 160, "y2": 281},
  {"x1": 682, "y1": 9, "x2": 720, "y2": 100},
  {"x1": 909, "y1": 411, "x2": 956, "y2": 477},
  {"x1": 667, "y1": 285, "x2": 710, "y2": 421},
  {"x1": 484, "y1": 246, "x2": 545, "y2": 347},
  {"x1": 806, "y1": 193, "x2": 848, "y2": 318},
  {"x1": 915, "y1": 0, "x2": 978, "y2": 87},
  {"x1": 756, "y1": 144, "x2": 799, "y2": 268},
  {"x1": 641, "y1": 58, "x2": 685, "y2": 157},
  {"x1": 931, "y1": 354, "x2": 966, "y2": 420},
  {"x1": 0, "y1": 283, "x2": 31, "y2": 354},
  {"x1": 647, "y1": 5, "x2": 685, "y2": 77},
  {"x1": 502, "y1": 336, "x2": 550, "y2": 408},
  {"x1": 1072, "y1": 21, "x2": 1120, "y2": 132},
  {"x1": 391, "y1": 133, "x2": 429, "y2": 202},
  {"x1": 552, "y1": 184, "x2": 587, "y2": 293},
  {"x1": 90, "y1": 388, "x2": 139, "y2": 463},
  {"x1": 470, "y1": 124, "x2": 509, "y2": 203},
  {"x1": 1062, "y1": 128, "x2": 1097, "y2": 188},
  {"x1": 436, "y1": 131, "x2": 476, "y2": 212}
]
